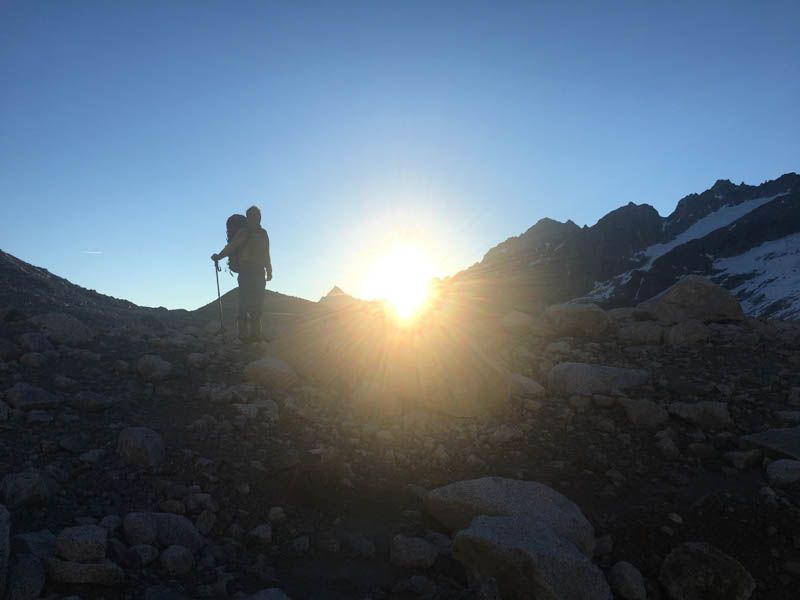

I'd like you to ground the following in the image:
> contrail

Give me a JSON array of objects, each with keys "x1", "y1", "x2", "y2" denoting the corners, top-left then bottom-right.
[{"x1": 83, "y1": 250, "x2": 103, "y2": 255}]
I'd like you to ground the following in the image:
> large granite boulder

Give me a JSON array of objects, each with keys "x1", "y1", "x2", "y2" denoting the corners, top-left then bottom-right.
[
  {"x1": 424, "y1": 477, "x2": 595, "y2": 556},
  {"x1": 543, "y1": 303, "x2": 612, "y2": 337},
  {"x1": 637, "y1": 275, "x2": 744, "y2": 324},
  {"x1": 453, "y1": 516, "x2": 611, "y2": 600}
]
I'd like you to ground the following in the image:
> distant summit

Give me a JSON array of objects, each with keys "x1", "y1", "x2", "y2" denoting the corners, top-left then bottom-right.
[{"x1": 318, "y1": 285, "x2": 358, "y2": 309}]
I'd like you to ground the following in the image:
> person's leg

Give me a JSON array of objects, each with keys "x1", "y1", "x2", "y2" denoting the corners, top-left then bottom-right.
[
  {"x1": 248, "y1": 271, "x2": 267, "y2": 341},
  {"x1": 237, "y1": 273, "x2": 250, "y2": 342}
]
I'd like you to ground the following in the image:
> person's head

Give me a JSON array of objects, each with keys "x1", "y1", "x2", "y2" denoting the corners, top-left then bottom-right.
[{"x1": 246, "y1": 205, "x2": 261, "y2": 226}]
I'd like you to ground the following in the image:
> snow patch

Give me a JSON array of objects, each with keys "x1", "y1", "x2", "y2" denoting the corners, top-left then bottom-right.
[
  {"x1": 643, "y1": 193, "x2": 789, "y2": 268},
  {"x1": 714, "y1": 233, "x2": 800, "y2": 319}
]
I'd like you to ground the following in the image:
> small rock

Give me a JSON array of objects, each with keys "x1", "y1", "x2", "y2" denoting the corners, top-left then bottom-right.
[
  {"x1": 766, "y1": 459, "x2": 800, "y2": 487},
  {"x1": 390, "y1": 534, "x2": 437, "y2": 569},
  {"x1": 195, "y1": 510, "x2": 216, "y2": 536},
  {"x1": 4, "y1": 383, "x2": 61, "y2": 411},
  {"x1": 5, "y1": 554, "x2": 45, "y2": 600},
  {"x1": 123, "y1": 513, "x2": 158, "y2": 546},
  {"x1": 136, "y1": 355, "x2": 172, "y2": 381},
  {"x1": 0, "y1": 471, "x2": 52, "y2": 509},
  {"x1": 20, "y1": 353, "x2": 47, "y2": 368},
  {"x1": 724, "y1": 449, "x2": 762, "y2": 470},
  {"x1": 248, "y1": 524, "x2": 273, "y2": 547},
  {"x1": 268, "y1": 507, "x2": 286, "y2": 523},
  {"x1": 607, "y1": 561, "x2": 646, "y2": 600},
  {"x1": 117, "y1": 427, "x2": 165, "y2": 468},
  {"x1": 243, "y1": 357, "x2": 297, "y2": 391},
  {"x1": 510, "y1": 374, "x2": 545, "y2": 398},
  {"x1": 128, "y1": 544, "x2": 159, "y2": 567},
  {"x1": 46, "y1": 557, "x2": 124, "y2": 585},
  {"x1": 1, "y1": 504, "x2": 8, "y2": 597},
  {"x1": 55, "y1": 525, "x2": 107, "y2": 562},
  {"x1": 668, "y1": 401, "x2": 733, "y2": 430},
  {"x1": 71, "y1": 391, "x2": 114, "y2": 411},
  {"x1": 620, "y1": 398, "x2": 669, "y2": 428},
  {"x1": 159, "y1": 545, "x2": 194, "y2": 576}
]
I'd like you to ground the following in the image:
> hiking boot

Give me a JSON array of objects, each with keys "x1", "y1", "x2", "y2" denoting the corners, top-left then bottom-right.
[{"x1": 237, "y1": 319, "x2": 250, "y2": 343}]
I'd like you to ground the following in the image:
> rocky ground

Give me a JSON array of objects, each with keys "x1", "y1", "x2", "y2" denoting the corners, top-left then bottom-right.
[{"x1": 1, "y1": 276, "x2": 800, "y2": 599}]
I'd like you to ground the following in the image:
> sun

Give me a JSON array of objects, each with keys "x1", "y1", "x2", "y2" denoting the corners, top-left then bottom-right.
[{"x1": 364, "y1": 244, "x2": 435, "y2": 323}]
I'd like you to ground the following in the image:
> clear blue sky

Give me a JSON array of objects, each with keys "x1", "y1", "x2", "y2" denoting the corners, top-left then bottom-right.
[{"x1": 1, "y1": 1, "x2": 798, "y2": 309}]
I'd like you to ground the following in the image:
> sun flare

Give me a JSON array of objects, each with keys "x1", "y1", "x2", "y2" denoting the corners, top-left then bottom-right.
[{"x1": 364, "y1": 244, "x2": 435, "y2": 323}]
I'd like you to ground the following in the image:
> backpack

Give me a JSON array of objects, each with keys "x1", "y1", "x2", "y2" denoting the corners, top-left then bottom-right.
[{"x1": 225, "y1": 214, "x2": 247, "y2": 273}]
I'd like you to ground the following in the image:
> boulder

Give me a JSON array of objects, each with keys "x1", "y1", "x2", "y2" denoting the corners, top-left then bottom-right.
[
  {"x1": 159, "y1": 545, "x2": 194, "y2": 576},
  {"x1": 123, "y1": 513, "x2": 158, "y2": 546},
  {"x1": 665, "y1": 320, "x2": 711, "y2": 346},
  {"x1": 668, "y1": 401, "x2": 733, "y2": 430},
  {"x1": 548, "y1": 363, "x2": 649, "y2": 396},
  {"x1": 607, "y1": 561, "x2": 646, "y2": 600},
  {"x1": 0, "y1": 504, "x2": 9, "y2": 598},
  {"x1": 740, "y1": 426, "x2": 800, "y2": 460},
  {"x1": 637, "y1": 276, "x2": 744, "y2": 324},
  {"x1": 543, "y1": 303, "x2": 612, "y2": 337},
  {"x1": 619, "y1": 398, "x2": 669, "y2": 428},
  {"x1": 390, "y1": 534, "x2": 437, "y2": 569},
  {"x1": 136, "y1": 355, "x2": 172, "y2": 381},
  {"x1": 0, "y1": 472, "x2": 52, "y2": 509},
  {"x1": 29, "y1": 312, "x2": 93, "y2": 344},
  {"x1": 499, "y1": 311, "x2": 534, "y2": 334},
  {"x1": 659, "y1": 542, "x2": 755, "y2": 600},
  {"x1": 617, "y1": 321, "x2": 664, "y2": 345},
  {"x1": 4, "y1": 383, "x2": 61, "y2": 411},
  {"x1": 70, "y1": 391, "x2": 114, "y2": 411},
  {"x1": 55, "y1": 525, "x2": 107, "y2": 562},
  {"x1": 510, "y1": 374, "x2": 545, "y2": 398},
  {"x1": 244, "y1": 357, "x2": 297, "y2": 391},
  {"x1": 123, "y1": 512, "x2": 203, "y2": 552},
  {"x1": 11, "y1": 531, "x2": 55, "y2": 560},
  {"x1": 117, "y1": 427, "x2": 165, "y2": 468},
  {"x1": 45, "y1": 557, "x2": 124, "y2": 585},
  {"x1": 766, "y1": 459, "x2": 800, "y2": 486},
  {"x1": 128, "y1": 544, "x2": 159, "y2": 567},
  {"x1": 248, "y1": 524, "x2": 273, "y2": 547},
  {"x1": 425, "y1": 477, "x2": 595, "y2": 556},
  {"x1": 154, "y1": 513, "x2": 204, "y2": 553},
  {"x1": 5, "y1": 553, "x2": 45, "y2": 600},
  {"x1": 453, "y1": 515, "x2": 611, "y2": 600}
]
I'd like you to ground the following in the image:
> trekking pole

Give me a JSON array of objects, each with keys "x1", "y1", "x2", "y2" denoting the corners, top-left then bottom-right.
[{"x1": 214, "y1": 260, "x2": 224, "y2": 335}]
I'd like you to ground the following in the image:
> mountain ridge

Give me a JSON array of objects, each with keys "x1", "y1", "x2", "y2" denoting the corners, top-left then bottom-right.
[{"x1": 449, "y1": 172, "x2": 800, "y2": 318}]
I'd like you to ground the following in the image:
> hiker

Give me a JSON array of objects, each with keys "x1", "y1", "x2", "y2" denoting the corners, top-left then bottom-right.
[{"x1": 211, "y1": 205, "x2": 272, "y2": 342}]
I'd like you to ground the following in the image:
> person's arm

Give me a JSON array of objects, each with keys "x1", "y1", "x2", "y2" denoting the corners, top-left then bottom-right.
[
  {"x1": 265, "y1": 231, "x2": 273, "y2": 281},
  {"x1": 211, "y1": 230, "x2": 247, "y2": 261}
]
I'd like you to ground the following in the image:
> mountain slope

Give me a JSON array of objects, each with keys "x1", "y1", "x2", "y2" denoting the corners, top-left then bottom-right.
[{"x1": 449, "y1": 172, "x2": 800, "y2": 318}]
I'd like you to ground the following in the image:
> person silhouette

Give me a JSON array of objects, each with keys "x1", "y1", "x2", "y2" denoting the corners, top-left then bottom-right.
[{"x1": 212, "y1": 205, "x2": 272, "y2": 341}]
